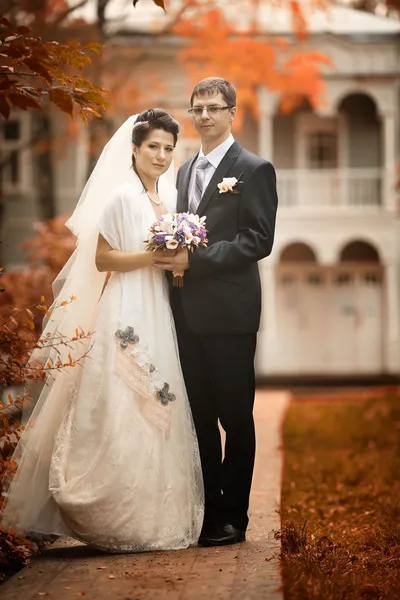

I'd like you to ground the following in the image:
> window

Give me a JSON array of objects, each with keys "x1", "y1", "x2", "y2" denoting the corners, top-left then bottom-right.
[
  {"x1": 280, "y1": 274, "x2": 297, "y2": 285},
  {"x1": 363, "y1": 272, "x2": 381, "y2": 285},
  {"x1": 306, "y1": 132, "x2": 338, "y2": 169},
  {"x1": 307, "y1": 273, "x2": 324, "y2": 285},
  {"x1": 9, "y1": 150, "x2": 19, "y2": 184},
  {"x1": 0, "y1": 115, "x2": 29, "y2": 192},
  {"x1": 4, "y1": 120, "x2": 21, "y2": 141},
  {"x1": 296, "y1": 114, "x2": 343, "y2": 171},
  {"x1": 334, "y1": 273, "x2": 354, "y2": 286}
]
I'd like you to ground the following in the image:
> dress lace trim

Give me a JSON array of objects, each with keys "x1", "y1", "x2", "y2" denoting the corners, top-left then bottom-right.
[{"x1": 114, "y1": 326, "x2": 175, "y2": 433}]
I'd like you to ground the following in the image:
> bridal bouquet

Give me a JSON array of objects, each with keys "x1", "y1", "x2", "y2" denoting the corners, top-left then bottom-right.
[{"x1": 145, "y1": 212, "x2": 208, "y2": 287}]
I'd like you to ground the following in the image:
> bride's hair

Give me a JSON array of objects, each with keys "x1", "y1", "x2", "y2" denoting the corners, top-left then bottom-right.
[{"x1": 131, "y1": 109, "x2": 179, "y2": 169}]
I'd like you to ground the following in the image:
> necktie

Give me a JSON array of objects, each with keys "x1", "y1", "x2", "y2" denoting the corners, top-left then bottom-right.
[{"x1": 190, "y1": 156, "x2": 210, "y2": 214}]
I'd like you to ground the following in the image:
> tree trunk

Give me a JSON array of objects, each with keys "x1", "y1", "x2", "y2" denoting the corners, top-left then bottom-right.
[{"x1": 85, "y1": 0, "x2": 112, "y2": 178}]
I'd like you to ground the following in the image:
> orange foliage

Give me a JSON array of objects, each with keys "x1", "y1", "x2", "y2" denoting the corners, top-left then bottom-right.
[
  {"x1": 0, "y1": 296, "x2": 91, "y2": 583},
  {"x1": 2, "y1": 1, "x2": 331, "y2": 127},
  {"x1": 0, "y1": 215, "x2": 90, "y2": 584},
  {"x1": 0, "y1": 17, "x2": 108, "y2": 122},
  {"x1": 22, "y1": 216, "x2": 75, "y2": 272},
  {"x1": 102, "y1": 45, "x2": 167, "y2": 118},
  {"x1": 0, "y1": 216, "x2": 75, "y2": 335},
  {"x1": 173, "y1": 6, "x2": 332, "y2": 127}
]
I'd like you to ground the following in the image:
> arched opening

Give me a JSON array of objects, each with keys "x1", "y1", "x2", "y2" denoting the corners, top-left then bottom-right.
[
  {"x1": 338, "y1": 93, "x2": 381, "y2": 206},
  {"x1": 279, "y1": 242, "x2": 317, "y2": 263},
  {"x1": 338, "y1": 93, "x2": 381, "y2": 170},
  {"x1": 339, "y1": 240, "x2": 380, "y2": 263},
  {"x1": 268, "y1": 239, "x2": 384, "y2": 376}
]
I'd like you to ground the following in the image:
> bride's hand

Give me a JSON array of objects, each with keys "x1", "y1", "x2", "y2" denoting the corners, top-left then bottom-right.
[
  {"x1": 146, "y1": 249, "x2": 174, "y2": 267},
  {"x1": 153, "y1": 248, "x2": 189, "y2": 272},
  {"x1": 152, "y1": 249, "x2": 176, "y2": 258}
]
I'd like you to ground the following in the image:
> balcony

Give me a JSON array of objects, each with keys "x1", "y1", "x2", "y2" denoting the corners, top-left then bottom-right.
[{"x1": 277, "y1": 168, "x2": 382, "y2": 210}]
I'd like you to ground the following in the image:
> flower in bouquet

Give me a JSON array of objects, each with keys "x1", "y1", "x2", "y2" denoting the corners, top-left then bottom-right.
[{"x1": 145, "y1": 212, "x2": 208, "y2": 286}]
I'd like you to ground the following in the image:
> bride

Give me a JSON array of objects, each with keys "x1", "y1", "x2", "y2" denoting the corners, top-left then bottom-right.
[{"x1": 1, "y1": 110, "x2": 204, "y2": 552}]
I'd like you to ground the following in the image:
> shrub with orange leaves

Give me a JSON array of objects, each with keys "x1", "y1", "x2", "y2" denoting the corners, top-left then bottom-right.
[
  {"x1": 0, "y1": 216, "x2": 91, "y2": 583},
  {"x1": 0, "y1": 292, "x2": 92, "y2": 583},
  {"x1": 0, "y1": 216, "x2": 75, "y2": 331}
]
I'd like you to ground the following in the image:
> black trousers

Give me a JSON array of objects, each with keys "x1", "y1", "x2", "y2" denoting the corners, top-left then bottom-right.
[{"x1": 173, "y1": 301, "x2": 257, "y2": 531}]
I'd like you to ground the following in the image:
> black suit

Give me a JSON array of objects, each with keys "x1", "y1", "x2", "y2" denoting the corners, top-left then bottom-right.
[{"x1": 171, "y1": 141, "x2": 278, "y2": 531}]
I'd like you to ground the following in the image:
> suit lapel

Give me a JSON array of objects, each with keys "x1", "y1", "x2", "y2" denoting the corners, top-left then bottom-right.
[
  {"x1": 197, "y1": 141, "x2": 241, "y2": 217},
  {"x1": 177, "y1": 155, "x2": 197, "y2": 213}
]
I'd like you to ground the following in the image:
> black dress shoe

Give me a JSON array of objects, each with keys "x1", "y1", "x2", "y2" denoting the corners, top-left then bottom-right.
[{"x1": 198, "y1": 524, "x2": 246, "y2": 547}]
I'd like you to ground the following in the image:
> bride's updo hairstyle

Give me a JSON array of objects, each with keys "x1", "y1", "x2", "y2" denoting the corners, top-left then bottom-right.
[{"x1": 131, "y1": 108, "x2": 179, "y2": 170}]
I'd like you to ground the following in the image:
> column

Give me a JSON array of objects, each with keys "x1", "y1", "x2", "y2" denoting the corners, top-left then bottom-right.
[
  {"x1": 257, "y1": 87, "x2": 276, "y2": 161},
  {"x1": 381, "y1": 110, "x2": 397, "y2": 212},
  {"x1": 255, "y1": 259, "x2": 278, "y2": 378},
  {"x1": 384, "y1": 262, "x2": 400, "y2": 373}
]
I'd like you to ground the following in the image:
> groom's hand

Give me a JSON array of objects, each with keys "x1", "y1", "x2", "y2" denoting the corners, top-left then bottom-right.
[{"x1": 153, "y1": 248, "x2": 189, "y2": 271}]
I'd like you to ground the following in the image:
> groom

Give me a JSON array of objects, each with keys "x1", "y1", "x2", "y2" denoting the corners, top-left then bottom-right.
[{"x1": 154, "y1": 77, "x2": 278, "y2": 546}]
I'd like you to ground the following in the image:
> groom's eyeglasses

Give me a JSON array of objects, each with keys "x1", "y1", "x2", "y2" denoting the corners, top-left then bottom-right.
[{"x1": 188, "y1": 105, "x2": 235, "y2": 117}]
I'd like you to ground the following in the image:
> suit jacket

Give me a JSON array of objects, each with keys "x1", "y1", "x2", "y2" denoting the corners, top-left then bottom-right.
[{"x1": 170, "y1": 141, "x2": 278, "y2": 335}]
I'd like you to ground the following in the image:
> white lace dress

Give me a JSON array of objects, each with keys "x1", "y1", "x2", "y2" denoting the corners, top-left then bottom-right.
[{"x1": 1, "y1": 171, "x2": 204, "y2": 552}]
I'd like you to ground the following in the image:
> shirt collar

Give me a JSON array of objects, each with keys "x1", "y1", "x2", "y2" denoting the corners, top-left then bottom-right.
[{"x1": 199, "y1": 134, "x2": 235, "y2": 169}]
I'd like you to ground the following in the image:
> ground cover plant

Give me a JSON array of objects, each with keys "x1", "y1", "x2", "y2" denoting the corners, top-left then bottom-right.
[{"x1": 280, "y1": 387, "x2": 400, "y2": 599}]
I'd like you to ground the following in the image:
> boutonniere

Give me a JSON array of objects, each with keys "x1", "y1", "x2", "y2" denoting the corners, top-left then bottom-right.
[{"x1": 217, "y1": 173, "x2": 243, "y2": 194}]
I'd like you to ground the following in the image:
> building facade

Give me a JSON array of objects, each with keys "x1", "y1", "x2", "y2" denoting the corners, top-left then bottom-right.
[{"x1": 254, "y1": 8, "x2": 400, "y2": 378}]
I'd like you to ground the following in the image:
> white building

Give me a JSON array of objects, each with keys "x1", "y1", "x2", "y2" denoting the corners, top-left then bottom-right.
[
  {"x1": 2, "y1": 3, "x2": 399, "y2": 378},
  {"x1": 254, "y1": 6, "x2": 400, "y2": 379}
]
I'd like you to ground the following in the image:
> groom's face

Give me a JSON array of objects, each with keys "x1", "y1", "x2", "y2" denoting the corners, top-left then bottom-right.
[{"x1": 191, "y1": 92, "x2": 236, "y2": 143}]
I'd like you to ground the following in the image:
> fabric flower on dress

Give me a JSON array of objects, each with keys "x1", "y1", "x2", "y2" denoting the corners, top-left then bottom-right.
[
  {"x1": 115, "y1": 326, "x2": 139, "y2": 349},
  {"x1": 156, "y1": 383, "x2": 176, "y2": 406}
]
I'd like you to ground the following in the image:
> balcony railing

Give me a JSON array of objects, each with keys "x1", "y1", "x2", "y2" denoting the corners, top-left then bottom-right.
[{"x1": 277, "y1": 168, "x2": 382, "y2": 209}]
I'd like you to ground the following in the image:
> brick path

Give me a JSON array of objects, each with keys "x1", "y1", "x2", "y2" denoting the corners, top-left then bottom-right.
[{"x1": 1, "y1": 390, "x2": 290, "y2": 600}]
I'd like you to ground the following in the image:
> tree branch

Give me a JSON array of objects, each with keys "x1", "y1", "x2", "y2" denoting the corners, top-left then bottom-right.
[
  {"x1": 0, "y1": 72, "x2": 41, "y2": 77},
  {"x1": 50, "y1": 0, "x2": 91, "y2": 26}
]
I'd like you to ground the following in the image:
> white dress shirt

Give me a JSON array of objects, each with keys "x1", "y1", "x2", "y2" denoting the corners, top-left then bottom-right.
[{"x1": 189, "y1": 134, "x2": 235, "y2": 208}]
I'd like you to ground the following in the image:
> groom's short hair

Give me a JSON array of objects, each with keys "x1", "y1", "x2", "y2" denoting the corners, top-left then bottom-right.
[{"x1": 190, "y1": 77, "x2": 236, "y2": 107}]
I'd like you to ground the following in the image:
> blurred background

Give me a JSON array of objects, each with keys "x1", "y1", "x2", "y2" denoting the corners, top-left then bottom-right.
[{"x1": 1, "y1": 0, "x2": 399, "y2": 382}]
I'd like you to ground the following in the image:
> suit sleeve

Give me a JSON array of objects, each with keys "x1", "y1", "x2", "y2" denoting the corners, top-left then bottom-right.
[{"x1": 188, "y1": 161, "x2": 278, "y2": 278}]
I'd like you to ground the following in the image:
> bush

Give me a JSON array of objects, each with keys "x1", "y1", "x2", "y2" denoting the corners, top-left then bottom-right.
[{"x1": 0, "y1": 216, "x2": 88, "y2": 584}]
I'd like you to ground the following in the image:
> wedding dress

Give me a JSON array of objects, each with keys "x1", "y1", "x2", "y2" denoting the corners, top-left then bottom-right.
[{"x1": 1, "y1": 117, "x2": 204, "y2": 552}]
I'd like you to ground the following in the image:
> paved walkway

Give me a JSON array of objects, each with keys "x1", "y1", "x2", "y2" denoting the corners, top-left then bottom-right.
[{"x1": 1, "y1": 390, "x2": 290, "y2": 600}]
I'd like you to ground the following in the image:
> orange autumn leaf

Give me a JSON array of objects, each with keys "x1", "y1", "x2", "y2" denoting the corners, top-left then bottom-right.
[{"x1": 27, "y1": 319, "x2": 35, "y2": 331}]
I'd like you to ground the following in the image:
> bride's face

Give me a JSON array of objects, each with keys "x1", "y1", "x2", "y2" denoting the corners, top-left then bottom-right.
[{"x1": 133, "y1": 129, "x2": 175, "y2": 180}]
